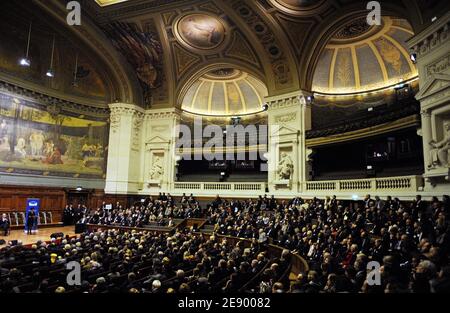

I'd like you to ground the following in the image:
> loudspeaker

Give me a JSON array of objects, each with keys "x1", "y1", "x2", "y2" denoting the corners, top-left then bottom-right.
[{"x1": 0, "y1": 239, "x2": 6, "y2": 245}]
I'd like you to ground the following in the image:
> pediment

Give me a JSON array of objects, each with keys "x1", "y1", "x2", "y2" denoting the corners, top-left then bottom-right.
[
  {"x1": 146, "y1": 135, "x2": 170, "y2": 145},
  {"x1": 415, "y1": 73, "x2": 450, "y2": 100},
  {"x1": 270, "y1": 125, "x2": 299, "y2": 137}
]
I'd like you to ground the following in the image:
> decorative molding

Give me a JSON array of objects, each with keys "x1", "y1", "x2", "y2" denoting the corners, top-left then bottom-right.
[
  {"x1": 274, "y1": 114, "x2": 296, "y2": 123},
  {"x1": 173, "y1": 43, "x2": 202, "y2": 80},
  {"x1": 110, "y1": 111, "x2": 121, "y2": 133},
  {"x1": 131, "y1": 112, "x2": 145, "y2": 151},
  {"x1": 426, "y1": 53, "x2": 450, "y2": 77},
  {"x1": 408, "y1": 12, "x2": 449, "y2": 59},
  {"x1": 225, "y1": 31, "x2": 260, "y2": 68},
  {"x1": 415, "y1": 73, "x2": 450, "y2": 102},
  {"x1": 230, "y1": 0, "x2": 292, "y2": 87},
  {"x1": 265, "y1": 91, "x2": 303, "y2": 110},
  {"x1": 0, "y1": 81, "x2": 110, "y2": 118},
  {"x1": 145, "y1": 108, "x2": 182, "y2": 120}
]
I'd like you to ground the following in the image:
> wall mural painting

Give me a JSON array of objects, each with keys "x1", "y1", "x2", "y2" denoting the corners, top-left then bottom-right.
[
  {"x1": 103, "y1": 22, "x2": 163, "y2": 106},
  {"x1": 0, "y1": 92, "x2": 108, "y2": 178}
]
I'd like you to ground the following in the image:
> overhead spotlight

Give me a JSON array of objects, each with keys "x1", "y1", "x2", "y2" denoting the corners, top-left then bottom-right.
[
  {"x1": 262, "y1": 103, "x2": 269, "y2": 111},
  {"x1": 394, "y1": 83, "x2": 406, "y2": 90},
  {"x1": 76, "y1": 186, "x2": 82, "y2": 191},
  {"x1": 366, "y1": 165, "x2": 373, "y2": 170},
  {"x1": 19, "y1": 58, "x2": 31, "y2": 67},
  {"x1": 46, "y1": 35, "x2": 56, "y2": 78},
  {"x1": 431, "y1": 16, "x2": 437, "y2": 22},
  {"x1": 19, "y1": 22, "x2": 32, "y2": 67},
  {"x1": 306, "y1": 95, "x2": 315, "y2": 104},
  {"x1": 367, "y1": 107, "x2": 374, "y2": 112},
  {"x1": 410, "y1": 53, "x2": 417, "y2": 64},
  {"x1": 231, "y1": 116, "x2": 241, "y2": 125},
  {"x1": 46, "y1": 69, "x2": 54, "y2": 77}
]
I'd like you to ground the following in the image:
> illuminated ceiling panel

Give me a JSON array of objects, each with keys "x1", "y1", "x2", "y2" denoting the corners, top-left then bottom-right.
[
  {"x1": 312, "y1": 16, "x2": 418, "y2": 95},
  {"x1": 95, "y1": 0, "x2": 128, "y2": 7}
]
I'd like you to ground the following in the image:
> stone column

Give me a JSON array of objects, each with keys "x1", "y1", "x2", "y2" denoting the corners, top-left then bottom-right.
[
  {"x1": 105, "y1": 103, "x2": 144, "y2": 194},
  {"x1": 265, "y1": 90, "x2": 312, "y2": 195},
  {"x1": 408, "y1": 12, "x2": 450, "y2": 191},
  {"x1": 420, "y1": 109, "x2": 433, "y2": 169},
  {"x1": 140, "y1": 108, "x2": 181, "y2": 194}
]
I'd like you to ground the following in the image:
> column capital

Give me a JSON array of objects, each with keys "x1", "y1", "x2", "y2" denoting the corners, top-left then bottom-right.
[
  {"x1": 407, "y1": 11, "x2": 450, "y2": 58},
  {"x1": 109, "y1": 102, "x2": 145, "y2": 115},
  {"x1": 144, "y1": 107, "x2": 182, "y2": 120},
  {"x1": 420, "y1": 109, "x2": 431, "y2": 117}
]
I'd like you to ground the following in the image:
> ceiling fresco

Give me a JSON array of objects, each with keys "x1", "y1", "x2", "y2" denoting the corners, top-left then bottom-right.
[
  {"x1": 181, "y1": 68, "x2": 268, "y2": 116},
  {"x1": 0, "y1": 0, "x2": 448, "y2": 114},
  {"x1": 175, "y1": 13, "x2": 226, "y2": 50},
  {"x1": 312, "y1": 17, "x2": 418, "y2": 95}
]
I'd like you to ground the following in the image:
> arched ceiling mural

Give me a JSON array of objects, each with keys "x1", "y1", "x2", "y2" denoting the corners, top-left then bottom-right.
[
  {"x1": 312, "y1": 16, "x2": 418, "y2": 95},
  {"x1": 181, "y1": 68, "x2": 268, "y2": 116},
  {"x1": 12, "y1": 0, "x2": 450, "y2": 111}
]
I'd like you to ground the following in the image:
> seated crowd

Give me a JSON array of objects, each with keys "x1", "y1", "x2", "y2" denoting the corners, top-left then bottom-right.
[
  {"x1": 0, "y1": 193, "x2": 449, "y2": 293},
  {"x1": 64, "y1": 193, "x2": 202, "y2": 228},
  {"x1": 0, "y1": 228, "x2": 287, "y2": 293}
]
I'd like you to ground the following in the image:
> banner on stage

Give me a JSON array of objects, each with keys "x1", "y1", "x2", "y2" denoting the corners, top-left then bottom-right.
[{"x1": 25, "y1": 198, "x2": 40, "y2": 233}]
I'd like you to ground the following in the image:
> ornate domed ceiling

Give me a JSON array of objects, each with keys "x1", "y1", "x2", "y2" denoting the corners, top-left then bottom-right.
[
  {"x1": 181, "y1": 69, "x2": 268, "y2": 116},
  {"x1": 312, "y1": 16, "x2": 418, "y2": 95},
  {"x1": 95, "y1": 0, "x2": 128, "y2": 7}
]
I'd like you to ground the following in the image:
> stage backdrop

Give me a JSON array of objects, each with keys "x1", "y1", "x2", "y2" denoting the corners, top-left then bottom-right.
[{"x1": 0, "y1": 92, "x2": 108, "y2": 179}]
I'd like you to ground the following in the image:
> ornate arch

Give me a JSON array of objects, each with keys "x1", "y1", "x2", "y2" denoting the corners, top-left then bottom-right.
[
  {"x1": 299, "y1": 1, "x2": 423, "y2": 91},
  {"x1": 176, "y1": 60, "x2": 268, "y2": 109},
  {"x1": 34, "y1": 0, "x2": 143, "y2": 106}
]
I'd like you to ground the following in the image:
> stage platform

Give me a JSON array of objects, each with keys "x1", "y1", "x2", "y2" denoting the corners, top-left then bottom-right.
[{"x1": 0, "y1": 226, "x2": 76, "y2": 246}]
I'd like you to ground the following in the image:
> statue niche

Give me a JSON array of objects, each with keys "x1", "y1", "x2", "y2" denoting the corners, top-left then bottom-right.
[
  {"x1": 428, "y1": 123, "x2": 450, "y2": 169},
  {"x1": 149, "y1": 155, "x2": 164, "y2": 180},
  {"x1": 277, "y1": 152, "x2": 294, "y2": 180}
]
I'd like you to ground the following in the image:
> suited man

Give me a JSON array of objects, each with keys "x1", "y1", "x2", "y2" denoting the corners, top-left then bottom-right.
[
  {"x1": 27, "y1": 209, "x2": 36, "y2": 235},
  {"x1": 1, "y1": 213, "x2": 10, "y2": 236}
]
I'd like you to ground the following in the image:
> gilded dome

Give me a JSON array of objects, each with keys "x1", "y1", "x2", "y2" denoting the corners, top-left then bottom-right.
[
  {"x1": 312, "y1": 16, "x2": 418, "y2": 95},
  {"x1": 181, "y1": 69, "x2": 268, "y2": 116}
]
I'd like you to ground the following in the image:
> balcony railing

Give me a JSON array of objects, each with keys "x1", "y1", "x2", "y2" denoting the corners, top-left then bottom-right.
[
  {"x1": 170, "y1": 175, "x2": 423, "y2": 198},
  {"x1": 173, "y1": 182, "x2": 266, "y2": 194},
  {"x1": 304, "y1": 175, "x2": 423, "y2": 194}
]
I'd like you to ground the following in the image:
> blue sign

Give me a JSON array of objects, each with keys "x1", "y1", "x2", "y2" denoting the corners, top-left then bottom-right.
[{"x1": 25, "y1": 198, "x2": 40, "y2": 233}]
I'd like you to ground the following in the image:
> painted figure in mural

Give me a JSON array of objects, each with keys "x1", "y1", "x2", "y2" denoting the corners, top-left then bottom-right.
[
  {"x1": 29, "y1": 131, "x2": 45, "y2": 156},
  {"x1": 277, "y1": 152, "x2": 294, "y2": 180},
  {"x1": 82, "y1": 143, "x2": 95, "y2": 159},
  {"x1": 15, "y1": 137, "x2": 26, "y2": 157},
  {"x1": 0, "y1": 119, "x2": 8, "y2": 148},
  {"x1": 185, "y1": 17, "x2": 221, "y2": 45},
  {"x1": 149, "y1": 156, "x2": 164, "y2": 180},
  {"x1": 43, "y1": 141, "x2": 54, "y2": 157},
  {"x1": 429, "y1": 123, "x2": 450, "y2": 168},
  {"x1": 105, "y1": 22, "x2": 162, "y2": 91},
  {"x1": 44, "y1": 146, "x2": 63, "y2": 165}
]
